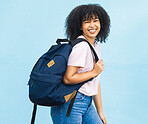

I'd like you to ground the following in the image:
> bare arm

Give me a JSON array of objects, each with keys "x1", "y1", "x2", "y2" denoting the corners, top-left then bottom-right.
[
  {"x1": 63, "y1": 59, "x2": 104, "y2": 85},
  {"x1": 94, "y1": 82, "x2": 107, "y2": 124},
  {"x1": 94, "y1": 82, "x2": 103, "y2": 113}
]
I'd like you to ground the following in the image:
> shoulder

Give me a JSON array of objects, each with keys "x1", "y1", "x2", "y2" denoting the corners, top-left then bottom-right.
[
  {"x1": 73, "y1": 35, "x2": 90, "y2": 50},
  {"x1": 68, "y1": 41, "x2": 90, "y2": 67},
  {"x1": 69, "y1": 41, "x2": 91, "y2": 59},
  {"x1": 73, "y1": 41, "x2": 90, "y2": 50}
]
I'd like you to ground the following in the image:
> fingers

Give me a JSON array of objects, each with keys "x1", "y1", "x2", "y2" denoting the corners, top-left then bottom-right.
[
  {"x1": 97, "y1": 59, "x2": 103, "y2": 63},
  {"x1": 103, "y1": 119, "x2": 106, "y2": 124},
  {"x1": 99, "y1": 112, "x2": 107, "y2": 124},
  {"x1": 103, "y1": 118, "x2": 107, "y2": 124},
  {"x1": 101, "y1": 117, "x2": 107, "y2": 124},
  {"x1": 96, "y1": 59, "x2": 104, "y2": 67},
  {"x1": 93, "y1": 59, "x2": 104, "y2": 75}
]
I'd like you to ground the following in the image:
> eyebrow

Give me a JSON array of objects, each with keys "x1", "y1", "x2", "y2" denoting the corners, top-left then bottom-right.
[
  {"x1": 82, "y1": 15, "x2": 99, "y2": 21},
  {"x1": 83, "y1": 17, "x2": 99, "y2": 22}
]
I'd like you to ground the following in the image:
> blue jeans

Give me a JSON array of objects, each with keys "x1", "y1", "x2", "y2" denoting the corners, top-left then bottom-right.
[{"x1": 50, "y1": 92, "x2": 103, "y2": 124}]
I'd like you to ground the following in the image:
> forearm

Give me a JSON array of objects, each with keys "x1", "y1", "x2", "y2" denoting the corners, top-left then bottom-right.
[
  {"x1": 63, "y1": 59, "x2": 104, "y2": 85},
  {"x1": 93, "y1": 82, "x2": 103, "y2": 114},
  {"x1": 63, "y1": 70, "x2": 96, "y2": 85}
]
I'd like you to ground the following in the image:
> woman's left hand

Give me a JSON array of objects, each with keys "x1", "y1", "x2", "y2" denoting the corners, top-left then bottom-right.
[{"x1": 99, "y1": 112, "x2": 107, "y2": 124}]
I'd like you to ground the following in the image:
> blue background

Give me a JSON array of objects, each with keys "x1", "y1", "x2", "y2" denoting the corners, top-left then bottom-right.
[{"x1": 0, "y1": 0, "x2": 148, "y2": 123}]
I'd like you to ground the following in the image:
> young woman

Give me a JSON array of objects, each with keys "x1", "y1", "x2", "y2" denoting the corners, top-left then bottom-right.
[{"x1": 51, "y1": 4, "x2": 110, "y2": 124}]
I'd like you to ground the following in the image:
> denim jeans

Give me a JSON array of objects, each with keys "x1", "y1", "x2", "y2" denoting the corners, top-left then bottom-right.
[{"x1": 50, "y1": 92, "x2": 103, "y2": 124}]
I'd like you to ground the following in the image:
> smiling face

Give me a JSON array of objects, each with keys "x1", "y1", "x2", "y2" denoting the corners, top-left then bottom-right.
[{"x1": 81, "y1": 15, "x2": 101, "y2": 42}]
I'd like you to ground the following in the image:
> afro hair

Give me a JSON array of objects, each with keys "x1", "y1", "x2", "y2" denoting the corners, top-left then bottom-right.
[{"x1": 65, "y1": 4, "x2": 111, "y2": 43}]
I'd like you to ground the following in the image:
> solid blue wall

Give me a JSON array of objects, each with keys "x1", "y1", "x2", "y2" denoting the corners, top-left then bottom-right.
[{"x1": 0, "y1": 0, "x2": 148, "y2": 123}]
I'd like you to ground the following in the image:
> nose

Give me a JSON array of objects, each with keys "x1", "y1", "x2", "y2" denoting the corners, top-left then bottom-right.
[{"x1": 90, "y1": 21, "x2": 95, "y2": 27}]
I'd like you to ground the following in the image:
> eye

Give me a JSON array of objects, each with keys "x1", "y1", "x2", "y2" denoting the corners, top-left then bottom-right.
[
  {"x1": 94, "y1": 19, "x2": 99, "y2": 22},
  {"x1": 84, "y1": 21, "x2": 90, "y2": 23},
  {"x1": 84, "y1": 22, "x2": 89, "y2": 23}
]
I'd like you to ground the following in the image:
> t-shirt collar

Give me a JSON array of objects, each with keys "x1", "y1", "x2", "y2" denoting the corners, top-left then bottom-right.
[
  {"x1": 77, "y1": 35, "x2": 86, "y2": 40},
  {"x1": 77, "y1": 35, "x2": 97, "y2": 47}
]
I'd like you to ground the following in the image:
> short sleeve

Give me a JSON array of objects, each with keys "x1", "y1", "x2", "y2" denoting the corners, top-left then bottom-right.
[{"x1": 68, "y1": 42, "x2": 90, "y2": 68}]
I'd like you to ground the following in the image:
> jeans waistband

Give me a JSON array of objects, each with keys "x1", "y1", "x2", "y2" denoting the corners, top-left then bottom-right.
[
  {"x1": 77, "y1": 91, "x2": 93, "y2": 98},
  {"x1": 77, "y1": 91, "x2": 93, "y2": 106}
]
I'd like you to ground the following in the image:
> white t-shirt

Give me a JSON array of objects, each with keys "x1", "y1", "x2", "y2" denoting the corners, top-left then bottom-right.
[{"x1": 68, "y1": 35, "x2": 101, "y2": 96}]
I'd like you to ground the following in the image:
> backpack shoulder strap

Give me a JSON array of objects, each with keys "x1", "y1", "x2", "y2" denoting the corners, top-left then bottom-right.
[
  {"x1": 31, "y1": 104, "x2": 37, "y2": 124},
  {"x1": 70, "y1": 38, "x2": 99, "y2": 62}
]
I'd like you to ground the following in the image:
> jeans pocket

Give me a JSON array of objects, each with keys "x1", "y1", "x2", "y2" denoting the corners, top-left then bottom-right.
[
  {"x1": 75, "y1": 92, "x2": 85, "y2": 101},
  {"x1": 51, "y1": 106, "x2": 57, "y2": 116}
]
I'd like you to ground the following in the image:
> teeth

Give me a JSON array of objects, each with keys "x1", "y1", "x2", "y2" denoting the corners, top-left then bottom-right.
[
  {"x1": 89, "y1": 29, "x2": 96, "y2": 33},
  {"x1": 89, "y1": 30, "x2": 95, "y2": 31}
]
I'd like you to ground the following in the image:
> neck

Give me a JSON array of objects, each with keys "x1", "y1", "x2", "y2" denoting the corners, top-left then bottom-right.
[{"x1": 83, "y1": 36, "x2": 95, "y2": 47}]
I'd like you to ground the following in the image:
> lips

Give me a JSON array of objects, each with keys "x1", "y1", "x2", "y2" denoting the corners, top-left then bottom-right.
[{"x1": 88, "y1": 29, "x2": 97, "y2": 34}]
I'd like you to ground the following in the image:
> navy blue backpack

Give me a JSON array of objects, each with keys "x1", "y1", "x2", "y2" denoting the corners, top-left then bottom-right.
[{"x1": 28, "y1": 38, "x2": 99, "y2": 124}]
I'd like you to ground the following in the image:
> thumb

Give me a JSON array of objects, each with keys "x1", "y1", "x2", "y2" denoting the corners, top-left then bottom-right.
[{"x1": 97, "y1": 59, "x2": 103, "y2": 63}]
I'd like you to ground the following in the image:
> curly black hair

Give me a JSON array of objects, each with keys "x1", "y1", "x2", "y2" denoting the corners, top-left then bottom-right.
[{"x1": 65, "y1": 4, "x2": 110, "y2": 43}]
